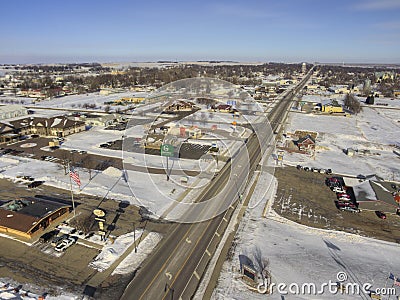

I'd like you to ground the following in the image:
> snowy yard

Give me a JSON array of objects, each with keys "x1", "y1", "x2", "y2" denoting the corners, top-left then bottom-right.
[
  {"x1": 283, "y1": 103, "x2": 400, "y2": 180},
  {"x1": 213, "y1": 169, "x2": 400, "y2": 300}
]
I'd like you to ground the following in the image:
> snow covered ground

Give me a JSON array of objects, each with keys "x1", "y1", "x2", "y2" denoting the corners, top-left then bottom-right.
[
  {"x1": 213, "y1": 170, "x2": 400, "y2": 300},
  {"x1": 282, "y1": 102, "x2": 400, "y2": 180},
  {"x1": 89, "y1": 230, "x2": 143, "y2": 272},
  {"x1": 112, "y1": 232, "x2": 163, "y2": 275},
  {"x1": 0, "y1": 279, "x2": 77, "y2": 300}
]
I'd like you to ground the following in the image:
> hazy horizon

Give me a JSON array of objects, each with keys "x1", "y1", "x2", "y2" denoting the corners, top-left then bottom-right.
[{"x1": 1, "y1": 0, "x2": 400, "y2": 64}]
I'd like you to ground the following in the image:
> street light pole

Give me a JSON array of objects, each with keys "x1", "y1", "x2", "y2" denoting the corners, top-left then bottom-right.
[
  {"x1": 133, "y1": 223, "x2": 137, "y2": 253},
  {"x1": 164, "y1": 283, "x2": 174, "y2": 300},
  {"x1": 233, "y1": 174, "x2": 243, "y2": 203}
]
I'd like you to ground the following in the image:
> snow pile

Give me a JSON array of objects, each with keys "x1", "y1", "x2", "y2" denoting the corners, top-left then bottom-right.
[
  {"x1": 102, "y1": 166, "x2": 122, "y2": 178},
  {"x1": 112, "y1": 232, "x2": 163, "y2": 275},
  {"x1": 89, "y1": 230, "x2": 143, "y2": 272}
]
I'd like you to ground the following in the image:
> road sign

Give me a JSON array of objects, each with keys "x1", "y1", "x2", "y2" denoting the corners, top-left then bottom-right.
[{"x1": 161, "y1": 144, "x2": 174, "y2": 157}]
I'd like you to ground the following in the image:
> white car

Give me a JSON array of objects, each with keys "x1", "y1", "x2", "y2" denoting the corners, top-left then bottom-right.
[
  {"x1": 55, "y1": 237, "x2": 76, "y2": 252},
  {"x1": 332, "y1": 187, "x2": 346, "y2": 193}
]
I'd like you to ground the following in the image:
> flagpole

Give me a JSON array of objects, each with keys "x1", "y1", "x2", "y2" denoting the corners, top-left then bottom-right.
[{"x1": 68, "y1": 161, "x2": 76, "y2": 217}]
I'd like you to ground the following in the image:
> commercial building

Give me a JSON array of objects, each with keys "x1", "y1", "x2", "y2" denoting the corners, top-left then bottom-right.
[{"x1": 0, "y1": 198, "x2": 71, "y2": 239}]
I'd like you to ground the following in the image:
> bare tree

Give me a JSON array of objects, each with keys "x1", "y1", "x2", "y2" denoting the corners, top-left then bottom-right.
[
  {"x1": 69, "y1": 212, "x2": 95, "y2": 234},
  {"x1": 344, "y1": 93, "x2": 362, "y2": 114},
  {"x1": 253, "y1": 246, "x2": 271, "y2": 285}
]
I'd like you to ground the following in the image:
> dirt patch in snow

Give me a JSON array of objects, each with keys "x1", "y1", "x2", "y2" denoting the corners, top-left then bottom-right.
[{"x1": 273, "y1": 166, "x2": 400, "y2": 243}]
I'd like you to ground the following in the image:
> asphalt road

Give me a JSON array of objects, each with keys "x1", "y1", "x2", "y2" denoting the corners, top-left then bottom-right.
[{"x1": 119, "y1": 69, "x2": 314, "y2": 300}]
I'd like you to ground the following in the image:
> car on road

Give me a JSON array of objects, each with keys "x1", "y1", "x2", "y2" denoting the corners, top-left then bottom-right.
[
  {"x1": 375, "y1": 211, "x2": 386, "y2": 219},
  {"x1": 55, "y1": 236, "x2": 76, "y2": 252}
]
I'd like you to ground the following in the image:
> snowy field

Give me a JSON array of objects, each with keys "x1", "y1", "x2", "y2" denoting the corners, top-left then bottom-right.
[
  {"x1": 0, "y1": 91, "x2": 147, "y2": 110},
  {"x1": 213, "y1": 170, "x2": 400, "y2": 300},
  {"x1": 283, "y1": 103, "x2": 400, "y2": 180}
]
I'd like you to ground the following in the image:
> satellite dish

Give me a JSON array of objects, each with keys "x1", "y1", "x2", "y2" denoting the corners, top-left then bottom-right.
[{"x1": 93, "y1": 209, "x2": 106, "y2": 217}]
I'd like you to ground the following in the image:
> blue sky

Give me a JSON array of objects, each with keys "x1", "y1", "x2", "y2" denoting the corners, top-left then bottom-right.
[{"x1": 0, "y1": 0, "x2": 399, "y2": 63}]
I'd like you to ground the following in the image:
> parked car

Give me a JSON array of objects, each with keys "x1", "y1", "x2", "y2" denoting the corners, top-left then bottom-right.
[
  {"x1": 2, "y1": 149, "x2": 13, "y2": 154},
  {"x1": 30, "y1": 134, "x2": 39, "y2": 138},
  {"x1": 375, "y1": 211, "x2": 387, "y2": 219},
  {"x1": 39, "y1": 230, "x2": 58, "y2": 243},
  {"x1": 340, "y1": 206, "x2": 360, "y2": 213},
  {"x1": 55, "y1": 236, "x2": 76, "y2": 252},
  {"x1": 337, "y1": 193, "x2": 350, "y2": 199},
  {"x1": 332, "y1": 187, "x2": 346, "y2": 193},
  {"x1": 50, "y1": 234, "x2": 69, "y2": 247},
  {"x1": 28, "y1": 181, "x2": 44, "y2": 188},
  {"x1": 325, "y1": 169, "x2": 332, "y2": 175},
  {"x1": 49, "y1": 146, "x2": 59, "y2": 151},
  {"x1": 337, "y1": 203, "x2": 357, "y2": 210},
  {"x1": 78, "y1": 150, "x2": 87, "y2": 154}
]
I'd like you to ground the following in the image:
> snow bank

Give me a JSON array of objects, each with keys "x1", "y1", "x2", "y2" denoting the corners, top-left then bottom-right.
[
  {"x1": 112, "y1": 232, "x2": 163, "y2": 275},
  {"x1": 89, "y1": 230, "x2": 143, "y2": 272}
]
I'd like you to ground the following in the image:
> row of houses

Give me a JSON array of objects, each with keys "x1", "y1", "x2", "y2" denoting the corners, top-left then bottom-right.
[{"x1": 0, "y1": 115, "x2": 85, "y2": 143}]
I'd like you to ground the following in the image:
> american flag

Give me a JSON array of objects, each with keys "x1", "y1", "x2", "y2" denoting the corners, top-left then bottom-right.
[{"x1": 69, "y1": 167, "x2": 81, "y2": 187}]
